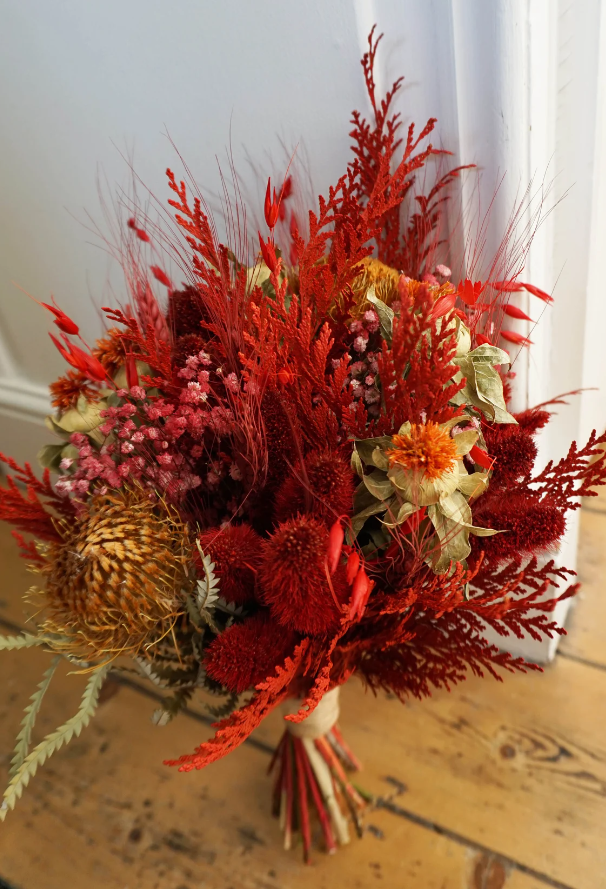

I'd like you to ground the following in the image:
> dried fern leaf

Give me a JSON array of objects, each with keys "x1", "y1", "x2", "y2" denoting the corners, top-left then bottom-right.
[
  {"x1": 0, "y1": 633, "x2": 46, "y2": 651},
  {"x1": 194, "y1": 542, "x2": 220, "y2": 631},
  {"x1": 0, "y1": 664, "x2": 109, "y2": 821},
  {"x1": 152, "y1": 688, "x2": 194, "y2": 726},
  {"x1": 9, "y1": 656, "x2": 60, "y2": 777}
]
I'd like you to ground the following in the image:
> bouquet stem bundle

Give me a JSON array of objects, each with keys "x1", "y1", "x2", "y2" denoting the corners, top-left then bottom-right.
[{"x1": 270, "y1": 688, "x2": 365, "y2": 860}]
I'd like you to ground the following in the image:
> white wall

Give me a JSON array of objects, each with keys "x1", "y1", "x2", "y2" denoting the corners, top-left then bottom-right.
[{"x1": 1, "y1": 0, "x2": 605, "y2": 654}]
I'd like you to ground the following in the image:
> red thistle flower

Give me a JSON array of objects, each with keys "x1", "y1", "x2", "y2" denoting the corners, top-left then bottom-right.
[
  {"x1": 197, "y1": 524, "x2": 262, "y2": 604},
  {"x1": 482, "y1": 424, "x2": 539, "y2": 487},
  {"x1": 259, "y1": 515, "x2": 347, "y2": 635},
  {"x1": 167, "y1": 286, "x2": 208, "y2": 339},
  {"x1": 205, "y1": 612, "x2": 297, "y2": 694},
  {"x1": 273, "y1": 450, "x2": 355, "y2": 527}
]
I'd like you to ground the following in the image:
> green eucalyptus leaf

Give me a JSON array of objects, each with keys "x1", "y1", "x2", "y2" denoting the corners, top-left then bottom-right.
[
  {"x1": 367, "y1": 286, "x2": 394, "y2": 344},
  {"x1": 354, "y1": 436, "x2": 393, "y2": 465},
  {"x1": 363, "y1": 471, "x2": 395, "y2": 501},
  {"x1": 453, "y1": 430, "x2": 478, "y2": 456},
  {"x1": 457, "y1": 471, "x2": 490, "y2": 498},
  {"x1": 371, "y1": 447, "x2": 390, "y2": 471},
  {"x1": 37, "y1": 444, "x2": 67, "y2": 473},
  {"x1": 351, "y1": 449, "x2": 365, "y2": 480},
  {"x1": 380, "y1": 500, "x2": 416, "y2": 528}
]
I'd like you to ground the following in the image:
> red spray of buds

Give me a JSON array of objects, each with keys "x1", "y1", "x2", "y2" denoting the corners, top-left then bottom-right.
[
  {"x1": 264, "y1": 178, "x2": 280, "y2": 230},
  {"x1": 127, "y1": 217, "x2": 151, "y2": 243},
  {"x1": 50, "y1": 334, "x2": 108, "y2": 382},
  {"x1": 502, "y1": 304, "x2": 534, "y2": 322},
  {"x1": 457, "y1": 279, "x2": 484, "y2": 306},
  {"x1": 150, "y1": 266, "x2": 172, "y2": 289},
  {"x1": 349, "y1": 566, "x2": 371, "y2": 621},
  {"x1": 475, "y1": 333, "x2": 493, "y2": 346},
  {"x1": 327, "y1": 519, "x2": 345, "y2": 575},
  {"x1": 41, "y1": 301, "x2": 79, "y2": 335},
  {"x1": 500, "y1": 330, "x2": 533, "y2": 347},
  {"x1": 345, "y1": 551, "x2": 360, "y2": 585},
  {"x1": 258, "y1": 233, "x2": 279, "y2": 276},
  {"x1": 125, "y1": 354, "x2": 139, "y2": 389},
  {"x1": 469, "y1": 445, "x2": 495, "y2": 471}
]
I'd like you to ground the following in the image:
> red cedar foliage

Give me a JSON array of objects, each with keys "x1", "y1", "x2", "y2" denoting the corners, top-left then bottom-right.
[
  {"x1": 165, "y1": 640, "x2": 310, "y2": 771},
  {"x1": 0, "y1": 455, "x2": 74, "y2": 551}
]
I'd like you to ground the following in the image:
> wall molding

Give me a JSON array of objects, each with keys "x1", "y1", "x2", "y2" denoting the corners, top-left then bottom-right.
[{"x1": 0, "y1": 377, "x2": 49, "y2": 426}]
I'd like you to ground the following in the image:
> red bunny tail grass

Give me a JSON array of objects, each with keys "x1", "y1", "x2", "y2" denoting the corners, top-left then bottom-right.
[
  {"x1": 481, "y1": 424, "x2": 538, "y2": 488},
  {"x1": 197, "y1": 524, "x2": 263, "y2": 604},
  {"x1": 205, "y1": 613, "x2": 297, "y2": 694},
  {"x1": 259, "y1": 516, "x2": 347, "y2": 634},
  {"x1": 167, "y1": 285, "x2": 208, "y2": 339},
  {"x1": 474, "y1": 494, "x2": 566, "y2": 560},
  {"x1": 274, "y1": 450, "x2": 355, "y2": 527}
]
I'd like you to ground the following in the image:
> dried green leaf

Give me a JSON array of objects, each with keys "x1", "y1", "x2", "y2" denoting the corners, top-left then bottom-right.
[
  {"x1": 1, "y1": 664, "x2": 109, "y2": 821},
  {"x1": 363, "y1": 471, "x2": 395, "y2": 501},
  {"x1": 351, "y1": 449, "x2": 365, "y2": 480},
  {"x1": 10, "y1": 656, "x2": 61, "y2": 777},
  {"x1": 0, "y1": 633, "x2": 46, "y2": 651},
  {"x1": 367, "y1": 286, "x2": 394, "y2": 344}
]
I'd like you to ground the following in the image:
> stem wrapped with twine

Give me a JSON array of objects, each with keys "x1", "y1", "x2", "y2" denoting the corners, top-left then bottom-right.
[{"x1": 270, "y1": 687, "x2": 365, "y2": 861}]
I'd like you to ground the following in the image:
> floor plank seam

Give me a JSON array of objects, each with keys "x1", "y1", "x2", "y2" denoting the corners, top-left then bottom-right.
[
  {"x1": 0, "y1": 614, "x2": 587, "y2": 889},
  {"x1": 557, "y1": 649, "x2": 606, "y2": 673},
  {"x1": 375, "y1": 797, "x2": 576, "y2": 889}
]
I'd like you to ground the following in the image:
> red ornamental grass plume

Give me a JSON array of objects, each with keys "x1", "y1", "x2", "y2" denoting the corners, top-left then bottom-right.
[
  {"x1": 473, "y1": 492, "x2": 566, "y2": 560},
  {"x1": 273, "y1": 450, "x2": 355, "y2": 527},
  {"x1": 205, "y1": 612, "x2": 297, "y2": 694},
  {"x1": 197, "y1": 524, "x2": 263, "y2": 604},
  {"x1": 259, "y1": 516, "x2": 347, "y2": 635}
]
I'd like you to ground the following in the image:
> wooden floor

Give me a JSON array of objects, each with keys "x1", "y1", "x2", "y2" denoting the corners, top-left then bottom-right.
[{"x1": 0, "y1": 499, "x2": 605, "y2": 889}]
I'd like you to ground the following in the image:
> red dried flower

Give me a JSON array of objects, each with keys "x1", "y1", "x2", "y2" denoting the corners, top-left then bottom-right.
[
  {"x1": 273, "y1": 450, "x2": 355, "y2": 527},
  {"x1": 167, "y1": 286, "x2": 208, "y2": 339},
  {"x1": 259, "y1": 516, "x2": 347, "y2": 635},
  {"x1": 205, "y1": 612, "x2": 297, "y2": 693},
  {"x1": 171, "y1": 333, "x2": 208, "y2": 368},
  {"x1": 474, "y1": 493, "x2": 566, "y2": 559},
  {"x1": 197, "y1": 524, "x2": 262, "y2": 604}
]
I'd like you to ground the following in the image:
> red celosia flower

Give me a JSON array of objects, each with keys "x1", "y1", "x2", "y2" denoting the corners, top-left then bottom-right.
[
  {"x1": 273, "y1": 450, "x2": 355, "y2": 528},
  {"x1": 197, "y1": 524, "x2": 263, "y2": 604},
  {"x1": 482, "y1": 422, "x2": 540, "y2": 487},
  {"x1": 474, "y1": 493, "x2": 565, "y2": 559},
  {"x1": 259, "y1": 516, "x2": 347, "y2": 635},
  {"x1": 205, "y1": 612, "x2": 297, "y2": 693}
]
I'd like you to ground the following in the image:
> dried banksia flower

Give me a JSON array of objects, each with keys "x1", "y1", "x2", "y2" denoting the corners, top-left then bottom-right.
[
  {"x1": 259, "y1": 515, "x2": 347, "y2": 635},
  {"x1": 197, "y1": 524, "x2": 262, "y2": 604},
  {"x1": 274, "y1": 449, "x2": 354, "y2": 527},
  {"x1": 38, "y1": 487, "x2": 194, "y2": 664},
  {"x1": 205, "y1": 612, "x2": 297, "y2": 693}
]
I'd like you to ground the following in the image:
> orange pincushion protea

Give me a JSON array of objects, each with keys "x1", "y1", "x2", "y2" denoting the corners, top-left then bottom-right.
[
  {"x1": 37, "y1": 487, "x2": 193, "y2": 664},
  {"x1": 386, "y1": 422, "x2": 459, "y2": 481}
]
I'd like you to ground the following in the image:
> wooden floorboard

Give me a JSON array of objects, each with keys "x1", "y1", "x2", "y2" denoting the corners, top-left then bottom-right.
[{"x1": 1, "y1": 518, "x2": 605, "y2": 888}]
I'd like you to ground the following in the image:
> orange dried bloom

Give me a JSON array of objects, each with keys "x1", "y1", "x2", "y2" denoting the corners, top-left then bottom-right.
[
  {"x1": 386, "y1": 422, "x2": 458, "y2": 481},
  {"x1": 49, "y1": 371, "x2": 99, "y2": 411},
  {"x1": 92, "y1": 327, "x2": 126, "y2": 375},
  {"x1": 37, "y1": 487, "x2": 193, "y2": 665}
]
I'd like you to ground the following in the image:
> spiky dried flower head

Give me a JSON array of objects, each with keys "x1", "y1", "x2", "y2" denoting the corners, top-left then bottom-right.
[
  {"x1": 259, "y1": 515, "x2": 347, "y2": 635},
  {"x1": 172, "y1": 333, "x2": 208, "y2": 368},
  {"x1": 197, "y1": 524, "x2": 262, "y2": 604},
  {"x1": 205, "y1": 612, "x2": 297, "y2": 693},
  {"x1": 49, "y1": 371, "x2": 100, "y2": 412},
  {"x1": 351, "y1": 257, "x2": 400, "y2": 313},
  {"x1": 167, "y1": 285, "x2": 207, "y2": 338},
  {"x1": 92, "y1": 328, "x2": 127, "y2": 376},
  {"x1": 474, "y1": 493, "x2": 566, "y2": 560},
  {"x1": 387, "y1": 422, "x2": 458, "y2": 481},
  {"x1": 274, "y1": 450, "x2": 355, "y2": 527},
  {"x1": 38, "y1": 487, "x2": 194, "y2": 664}
]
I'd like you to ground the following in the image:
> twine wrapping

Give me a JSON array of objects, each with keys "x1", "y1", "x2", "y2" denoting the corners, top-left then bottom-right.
[{"x1": 281, "y1": 687, "x2": 340, "y2": 739}]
